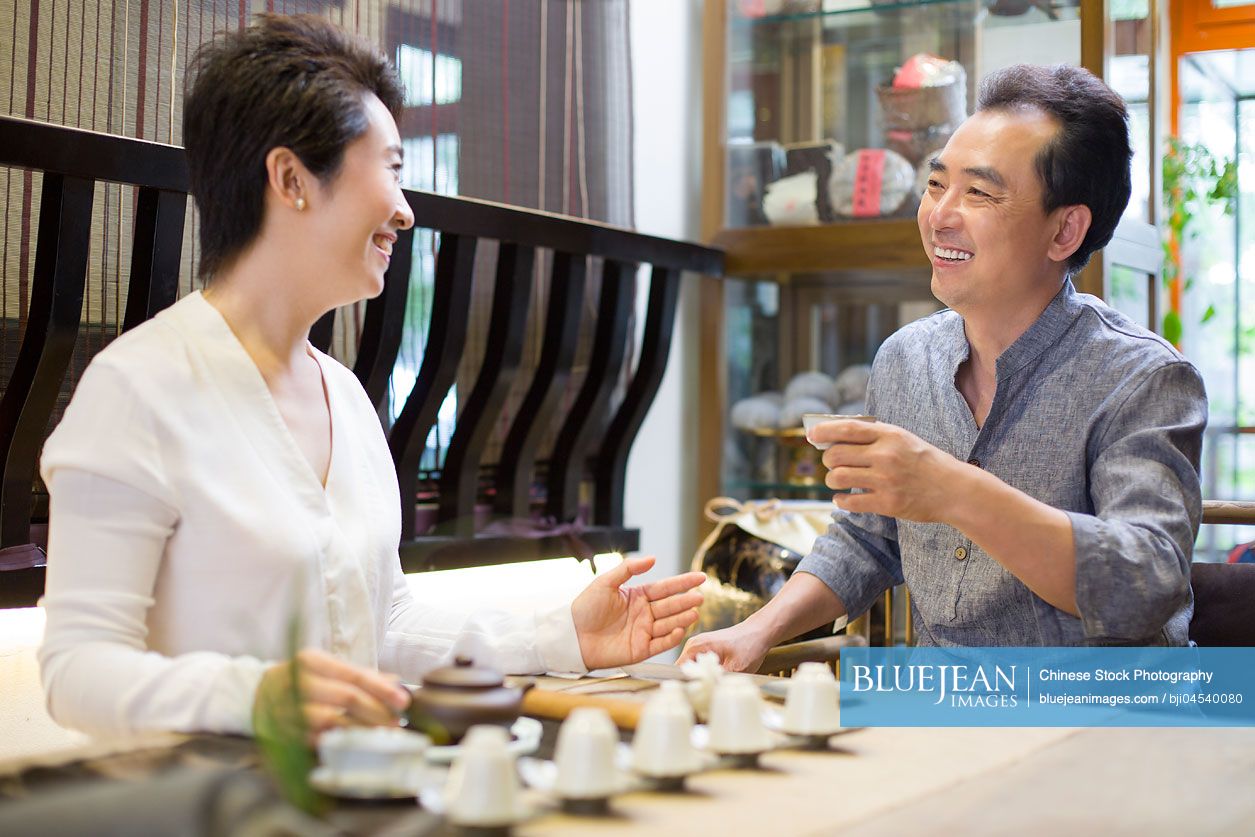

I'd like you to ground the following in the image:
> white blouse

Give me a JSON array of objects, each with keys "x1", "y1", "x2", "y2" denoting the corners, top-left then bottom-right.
[{"x1": 38, "y1": 292, "x2": 585, "y2": 739}]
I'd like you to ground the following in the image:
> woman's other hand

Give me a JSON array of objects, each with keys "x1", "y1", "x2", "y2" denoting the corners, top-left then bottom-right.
[
  {"x1": 570, "y1": 556, "x2": 705, "y2": 670},
  {"x1": 253, "y1": 648, "x2": 411, "y2": 741}
]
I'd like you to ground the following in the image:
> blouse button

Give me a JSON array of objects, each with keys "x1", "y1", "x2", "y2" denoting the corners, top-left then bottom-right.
[{"x1": 954, "y1": 546, "x2": 968, "y2": 561}]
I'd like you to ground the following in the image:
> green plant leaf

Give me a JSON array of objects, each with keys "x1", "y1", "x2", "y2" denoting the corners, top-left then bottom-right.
[
  {"x1": 1201, "y1": 304, "x2": 1216, "y2": 324},
  {"x1": 1160, "y1": 137, "x2": 1237, "y2": 345},
  {"x1": 254, "y1": 609, "x2": 326, "y2": 816},
  {"x1": 1163, "y1": 309, "x2": 1182, "y2": 345}
]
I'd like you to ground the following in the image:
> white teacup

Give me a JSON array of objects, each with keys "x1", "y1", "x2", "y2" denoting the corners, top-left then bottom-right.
[
  {"x1": 632, "y1": 681, "x2": 702, "y2": 779},
  {"x1": 553, "y1": 707, "x2": 621, "y2": 800},
  {"x1": 444, "y1": 725, "x2": 521, "y2": 827},
  {"x1": 782, "y1": 662, "x2": 842, "y2": 737},
  {"x1": 658, "y1": 679, "x2": 696, "y2": 724},
  {"x1": 802, "y1": 413, "x2": 877, "y2": 452},
  {"x1": 317, "y1": 726, "x2": 429, "y2": 790},
  {"x1": 706, "y1": 674, "x2": 773, "y2": 757}
]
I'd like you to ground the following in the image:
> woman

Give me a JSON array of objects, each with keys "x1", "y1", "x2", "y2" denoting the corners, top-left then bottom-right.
[{"x1": 37, "y1": 14, "x2": 703, "y2": 739}]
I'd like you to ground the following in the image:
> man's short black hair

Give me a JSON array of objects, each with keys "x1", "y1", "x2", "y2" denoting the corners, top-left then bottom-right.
[
  {"x1": 977, "y1": 64, "x2": 1132, "y2": 276},
  {"x1": 183, "y1": 14, "x2": 404, "y2": 280}
]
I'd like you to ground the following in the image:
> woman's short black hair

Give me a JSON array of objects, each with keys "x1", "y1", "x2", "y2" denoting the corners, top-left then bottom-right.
[
  {"x1": 977, "y1": 64, "x2": 1132, "y2": 276},
  {"x1": 183, "y1": 14, "x2": 404, "y2": 280}
]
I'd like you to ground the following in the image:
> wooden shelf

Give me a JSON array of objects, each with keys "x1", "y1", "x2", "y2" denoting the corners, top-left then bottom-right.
[{"x1": 711, "y1": 219, "x2": 931, "y2": 276}]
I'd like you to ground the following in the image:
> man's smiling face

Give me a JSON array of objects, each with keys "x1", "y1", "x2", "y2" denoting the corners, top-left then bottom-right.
[{"x1": 917, "y1": 107, "x2": 1071, "y2": 315}]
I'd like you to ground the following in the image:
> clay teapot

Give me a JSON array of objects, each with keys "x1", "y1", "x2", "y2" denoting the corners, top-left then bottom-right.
[{"x1": 406, "y1": 657, "x2": 533, "y2": 742}]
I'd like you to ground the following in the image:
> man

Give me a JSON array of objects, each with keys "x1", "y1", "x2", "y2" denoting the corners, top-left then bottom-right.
[{"x1": 681, "y1": 64, "x2": 1206, "y2": 666}]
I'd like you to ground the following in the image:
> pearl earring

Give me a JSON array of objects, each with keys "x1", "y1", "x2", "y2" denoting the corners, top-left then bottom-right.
[{"x1": 295, "y1": 197, "x2": 307, "y2": 211}]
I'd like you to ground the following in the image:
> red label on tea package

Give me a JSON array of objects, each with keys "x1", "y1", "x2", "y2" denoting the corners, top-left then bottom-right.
[{"x1": 852, "y1": 150, "x2": 886, "y2": 218}]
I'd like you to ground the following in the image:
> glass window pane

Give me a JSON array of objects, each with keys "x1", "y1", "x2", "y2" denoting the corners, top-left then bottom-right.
[
  {"x1": 1107, "y1": 0, "x2": 1151, "y2": 224},
  {"x1": 396, "y1": 45, "x2": 463, "y2": 107},
  {"x1": 1107, "y1": 265, "x2": 1152, "y2": 330}
]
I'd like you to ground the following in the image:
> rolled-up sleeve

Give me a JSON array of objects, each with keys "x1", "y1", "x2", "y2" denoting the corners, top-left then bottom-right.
[
  {"x1": 797, "y1": 510, "x2": 902, "y2": 619},
  {"x1": 1070, "y1": 361, "x2": 1206, "y2": 643}
]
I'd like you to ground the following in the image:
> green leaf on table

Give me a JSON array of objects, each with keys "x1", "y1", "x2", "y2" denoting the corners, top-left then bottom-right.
[{"x1": 254, "y1": 610, "x2": 326, "y2": 816}]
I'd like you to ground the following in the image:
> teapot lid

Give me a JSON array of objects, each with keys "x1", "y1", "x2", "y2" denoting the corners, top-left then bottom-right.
[{"x1": 422, "y1": 656, "x2": 505, "y2": 690}]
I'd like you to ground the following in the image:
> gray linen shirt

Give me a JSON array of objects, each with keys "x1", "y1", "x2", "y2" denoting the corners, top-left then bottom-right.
[{"x1": 797, "y1": 280, "x2": 1207, "y2": 646}]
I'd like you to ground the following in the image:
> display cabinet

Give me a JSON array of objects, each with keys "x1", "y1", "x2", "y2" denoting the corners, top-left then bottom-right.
[
  {"x1": 720, "y1": 0, "x2": 1086, "y2": 231},
  {"x1": 698, "y1": 0, "x2": 1163, "y2": 529}
]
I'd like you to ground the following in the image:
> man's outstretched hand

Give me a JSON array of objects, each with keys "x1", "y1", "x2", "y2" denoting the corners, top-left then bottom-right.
[{"x1": 571, "y1": 556, "x2": 705, "y2": 670}]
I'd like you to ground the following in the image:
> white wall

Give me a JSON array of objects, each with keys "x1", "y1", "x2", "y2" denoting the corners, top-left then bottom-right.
[{"x1": 624, "y1": 0, "x2": 705, "y2": 583}]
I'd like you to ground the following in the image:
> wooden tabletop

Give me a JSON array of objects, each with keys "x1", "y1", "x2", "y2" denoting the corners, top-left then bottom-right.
[{"x1": 4, "y1": 667, "x2": 1254, "y2": 836}]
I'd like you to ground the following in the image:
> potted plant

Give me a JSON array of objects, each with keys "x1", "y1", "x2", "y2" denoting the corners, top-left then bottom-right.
[{"x1": 1161, "y1": 136, "x2": 1238, "y2": 345}]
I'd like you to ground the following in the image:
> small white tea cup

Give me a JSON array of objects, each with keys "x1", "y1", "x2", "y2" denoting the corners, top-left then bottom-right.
[
  {"x1": 802, "y1": 413, "x2": 877, "y2": 451},
  {"x1": 444, "y1": 725, "x2": 521, "y2": 827},
  {"x1": 706, "y1": 674, "x2": 773, "y2": 757},
  {"x1": 782, "y1": 662, "x2": 842, "y2": 737},
  {"x1": 553, "y1": 708, "x2": 621, "y2": 800},
  {"x1": 632, "y1": 682, "x2": 702, "y2": 779},
  {"x1": 317, "y1": 726, "x2": 429, "y2": 790}
]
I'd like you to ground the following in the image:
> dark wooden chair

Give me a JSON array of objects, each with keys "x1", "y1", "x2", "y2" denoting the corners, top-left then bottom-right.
[
  {"x1": 1155, "y1": 500, "x2": 1255, "y2": 647},
  {"x1": 0, "y1": 114, "x2": 722, "y2": 608},
  {"x1": 1189, "y1": 502, "x2": 1255, "y2": 646},
  {"x1": 1189, "y1": 560, "x2": 1255, "y2": 646}
]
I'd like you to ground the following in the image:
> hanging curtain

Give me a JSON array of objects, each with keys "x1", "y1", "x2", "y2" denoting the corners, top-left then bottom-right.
[{"x1": 0, "y1": 0, "x2": 635, "y2": 496}]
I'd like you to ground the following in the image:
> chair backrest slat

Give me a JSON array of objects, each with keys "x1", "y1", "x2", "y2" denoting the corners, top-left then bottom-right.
[
  {"x1": 353, "y1": 226, "x2": 416, "y2": 409},
  {"x1": 0, "y1": 174, "x2": 95, "y2": 545},
  {"x1": 388, "y1": 232, "x2": 479, "y2": 538},
  {"x1": 546, "y1": 258, "x2": 636, "y2": 522},
  {"x1": 594, "y1": 265, "x2": 682, "y2": 528},
  {"x1": 309, "y1": 311, "x2": 336, "y2": 354},
  {"x1": 122, "y1": 187, "x2": 187, "y2": 332},
  {"x1": 493, "y1": 251, "x2": 587, "y2": 521},
  {"x1": 438, "y1": 243, "x2": 535, "y2": 534}
]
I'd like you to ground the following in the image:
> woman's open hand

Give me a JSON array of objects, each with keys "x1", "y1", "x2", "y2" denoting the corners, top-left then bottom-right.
[
  {"x1": 571, "y1": 556, "x2": 705, "y2": 670},
  {"x1": 253, "y1": 648, "x2": 411, "y2": 741}
]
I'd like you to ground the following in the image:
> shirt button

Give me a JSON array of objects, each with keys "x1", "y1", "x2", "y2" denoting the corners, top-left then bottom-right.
[
  {"x1": 954, "y1": 546, "x2": 968, "y2": 561},
  {"x1": 967, "y1": 458, "x2": 981, "y2": 468}
]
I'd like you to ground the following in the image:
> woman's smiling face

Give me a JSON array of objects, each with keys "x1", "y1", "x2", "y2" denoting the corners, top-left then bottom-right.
[{"x1": 303, "y1": 93, "x2": 415, "y2": 306}]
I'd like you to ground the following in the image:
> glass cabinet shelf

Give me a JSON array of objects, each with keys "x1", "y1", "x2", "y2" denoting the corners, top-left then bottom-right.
[
  {"x1": 722, "y1": 0, "x2": 1083, "y2": 233},
  {"x1": 720, "y1": 274, "x2": 941, "y2": 501},
  {"x1": 744, "y1": 0, "x2": 981, "y2": 25},
  {"x1": 724, "y1": 481, "x2": 833, "y2": 494}
]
